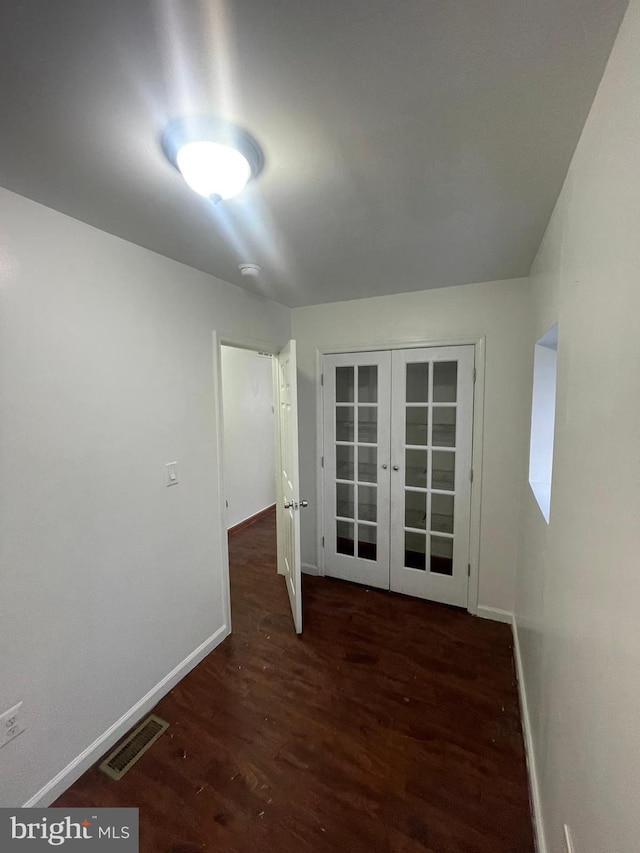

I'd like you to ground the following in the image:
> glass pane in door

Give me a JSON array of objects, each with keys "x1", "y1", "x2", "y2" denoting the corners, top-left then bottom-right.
[
  {"x1": 405, "y1": 531, "x2": 426, "y2": 570},
  {"x1": 358, "y1": 486, "x2": 378, "y2": 522},
  {"x1": 433, "y1": 362, "x2": 457, "y2": 402},
  {"x1": 337, "y1": 520, "x2": 355, "y2": 556},
  {"x1": 431, "y1": 493, "x2": 454, "y2": 534},
  {"x1": 358, "y1": 366, "x2": 378, "y2": 403},
  {"x1": 430, "y1": 536, "x2": 453, "y2": 575},
  {"x1": 405, "y1": 448, "x2": 428, "y2": 487},
  {"x1": 358, "y1": 524, "x2": 377, "y2": 561},
  {"x1": 431, "y1": 450, "x2": 455, "y2": 490},
  {"x1": 406, "y1": 407, "x2": 429, "y2": 445},
  {"x1": 358, "y1": 445, "x2": 377, "y2": 483},
  {"x1": 358, "y1": 407, "x2": 378, "y2": 443},
  {"x1": 406, "y1": 363, "x2": 429, "y2": 402},
  {"x1": 336, "y1": 367, "x2": 354, "y2": 402},
  {"x1": 336, "y1": 483, "x2": 354, "y2": 518},
  {"x1": 432, "y1": 407, "x2": 456, "y2": 447},
  {"x1": 336, "y1": 445, "x2": 354, "y2": 481},
  {"x1": 405, "y1": 490, "x2": 426, "y2": 530},
  {"x1": 336, "y1": 406, "x2": 354, "y2": 441},
  {"x1": 358, "y1": 485, "x2": 377, "y2": 522}
]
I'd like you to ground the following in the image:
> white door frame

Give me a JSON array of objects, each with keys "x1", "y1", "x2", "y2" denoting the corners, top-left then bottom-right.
[
  {"x1": 315, "y1": 335, "x2": 486, "y2": 617},
  {"x1": 212, "y1": 331, "x2": 284, "y2": 635}
]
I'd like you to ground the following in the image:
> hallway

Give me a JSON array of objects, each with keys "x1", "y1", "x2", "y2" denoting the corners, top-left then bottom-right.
[{"x1": 56, "y1": 511, "x2": 534, "y2": 851}]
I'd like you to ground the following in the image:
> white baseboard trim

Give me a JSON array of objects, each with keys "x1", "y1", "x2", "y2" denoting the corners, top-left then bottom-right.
[
  {"x1": 302, "y1": 563, "x2": 321, "y2": 576},
  {"x1": 476, "y1": 605, "x2": 514, "y2": 624},
  {"x1": 512, "y1": 615, "x2": 547, "y2": 853},
  {"x1": 23, "y1": 623, "x2": 230, "y2": 808}
]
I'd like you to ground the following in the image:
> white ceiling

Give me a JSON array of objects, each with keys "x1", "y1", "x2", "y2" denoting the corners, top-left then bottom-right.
[{"x1": 0, "y1": 0, "x2": 628, "y2": 307}]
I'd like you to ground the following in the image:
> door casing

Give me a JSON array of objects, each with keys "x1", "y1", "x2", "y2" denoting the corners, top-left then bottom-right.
[{"x1": 314, "y1": 335, "x2": 486, "y2": 617}]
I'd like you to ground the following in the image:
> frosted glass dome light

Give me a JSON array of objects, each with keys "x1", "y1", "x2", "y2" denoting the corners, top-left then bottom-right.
[
  {"x1": 162, "y1": 116, "x2": 264, "y2": 204},
  {"x1": 176, "y1": 141, "x2": 252, "y2": 201}
]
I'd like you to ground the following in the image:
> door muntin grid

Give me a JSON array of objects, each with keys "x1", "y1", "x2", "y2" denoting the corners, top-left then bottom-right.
[
  {"x1": 335, "y1": 364, "x2": 379, "y2": 561},
  {"x1": 403, "y1": 360, "x2": 457, "y2": 576}
]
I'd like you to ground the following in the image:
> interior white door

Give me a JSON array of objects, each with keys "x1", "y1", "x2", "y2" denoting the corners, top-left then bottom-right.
[
  {"x1": 389, "y1": 346, "x2": 474, "y2": 606},
  {"x1": 322, "y1": 351, "x2": 392, "y2": 588},
  {"x1": 276, "y1": 340, "x2": 303, "y2": 633}
]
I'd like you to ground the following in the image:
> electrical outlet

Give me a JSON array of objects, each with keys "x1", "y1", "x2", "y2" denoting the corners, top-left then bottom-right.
[
  {"x1": 0, "y1": 702, "x2": 24, "y2": 749},
  {"x1": 563, "y1": 824, "x2": 575, "y2": 853}
]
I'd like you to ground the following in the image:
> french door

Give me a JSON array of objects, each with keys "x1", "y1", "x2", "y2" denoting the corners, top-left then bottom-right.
[
  {"x1": 322, "y1": 346, "x2": 474, "y2": 608},
  {"x1": 322, "y1": 351, "x2": 391, "y2": 590}
]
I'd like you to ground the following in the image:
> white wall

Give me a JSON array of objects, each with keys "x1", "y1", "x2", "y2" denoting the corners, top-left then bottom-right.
[
  {"x1": 515, "y1": 1, "x2": 640, "y2": 850},
  {"x1": 292, "y1": 277, "x2": 530, "y2": 611},
  {"x1": 0, "y1": 187, "x2": 290, "y2": 807},
  {"x1": 221, "y1": 346, "x2": 276, "y2": 528}
]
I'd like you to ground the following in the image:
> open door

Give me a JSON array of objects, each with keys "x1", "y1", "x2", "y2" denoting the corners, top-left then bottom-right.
[{"x1": 276, "y1": 340, "x2": 303, "y2": 633}]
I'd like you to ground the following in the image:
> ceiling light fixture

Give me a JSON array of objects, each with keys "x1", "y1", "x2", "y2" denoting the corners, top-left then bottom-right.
[{"x1": 162, "y1": 116, "x2": 264, "y2": 203}]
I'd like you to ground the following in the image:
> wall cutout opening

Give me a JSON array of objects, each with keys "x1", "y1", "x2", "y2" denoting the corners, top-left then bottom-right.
[{"x1": 528, "y1": 323, "x2": 558, "y2": 523}]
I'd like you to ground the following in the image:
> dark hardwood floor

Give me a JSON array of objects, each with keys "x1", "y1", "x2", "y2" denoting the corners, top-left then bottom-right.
[{"x1": 56, "y1": 511, "x2": 534, "y2": 852}]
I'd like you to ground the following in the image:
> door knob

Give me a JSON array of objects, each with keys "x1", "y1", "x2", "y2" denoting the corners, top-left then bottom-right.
[
  {"x1": 393, "y1": 465, "x2": 399, "y2": 471},
  {"x1": 300, "y1": 500, "x2": 309, "y2": 508},
  {"x1": 284, "y1": 500, "x2": 294, "y2": 509},
  {"x1": 382, "y1": 463, "x2": 388, "y2": 469}
]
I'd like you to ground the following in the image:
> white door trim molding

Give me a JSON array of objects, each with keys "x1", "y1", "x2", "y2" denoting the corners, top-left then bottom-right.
[{"x1": 315, "y1": 335, "x2": 486, "y2": 616}]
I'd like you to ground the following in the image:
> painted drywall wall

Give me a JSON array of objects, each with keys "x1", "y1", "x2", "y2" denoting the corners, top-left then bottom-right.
[
  {"x1": 515, "y1": 2, "x2": 640, "y2": 850},
  {"x1": 292, "y1": 277, "x2": 530, "y2": 611},
  {"x1": 0, "y1": 187, "x2": 290, "y2": 807},
  {"x1": 221, "y1": 346, "x2": 276, "y2": 528}
]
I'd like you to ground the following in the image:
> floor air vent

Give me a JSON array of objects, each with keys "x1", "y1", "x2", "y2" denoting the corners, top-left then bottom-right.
[{"x1": 99, "y1": 714, "x2": 169, "y2": 781}]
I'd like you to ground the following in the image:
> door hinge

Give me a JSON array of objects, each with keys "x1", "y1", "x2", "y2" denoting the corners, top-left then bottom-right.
[
  {"x1": 473, "y1": 368, "x2": 476, "y2": 383},
  {"x1": 468, "y1": 563, "x2": 471, "y2": 577},
  {"x1": 320, "y1": 373, "x2": 324, "y2": 386},
  {"x1": 470, "y1": 468, "x2": 474, "y2": 482},
  {"x1": 322, "y1": 536, "x2": 325, "y2": 548}
]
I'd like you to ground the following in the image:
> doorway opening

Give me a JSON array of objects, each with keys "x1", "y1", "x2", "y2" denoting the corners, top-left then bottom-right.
[
  {"x1": 221, "y1": 345, "x2": 277, "y2": 535},
  {"x1": 214, "y1": 336, "x2": 303, "y2": 635}
]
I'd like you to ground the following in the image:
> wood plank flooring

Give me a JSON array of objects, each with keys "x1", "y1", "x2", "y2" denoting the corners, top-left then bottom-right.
[{"x1": 56, "y1": 511, "x2": 534, "y2": 852}]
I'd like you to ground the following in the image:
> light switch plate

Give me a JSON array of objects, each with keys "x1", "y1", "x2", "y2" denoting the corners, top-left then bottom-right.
[{"x1": 166, "y1": 461, "x2": 179, "y2": 486}]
